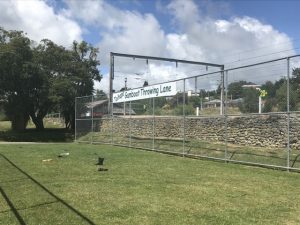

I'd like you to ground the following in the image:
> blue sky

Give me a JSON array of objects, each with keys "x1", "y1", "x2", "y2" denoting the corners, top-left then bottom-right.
[
  {"x1": 228, "y1": 0, "x2": 300, "y2": 40},
  {"x1": 60, "y1": 0, "x2": 300, "y2": 48},
  {"x1": 0, "y1": 0, "x2": 299, "y2": 91}
]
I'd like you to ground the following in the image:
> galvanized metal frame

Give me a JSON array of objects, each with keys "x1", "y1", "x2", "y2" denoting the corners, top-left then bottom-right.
[
  {"x1": 75, "y1": 54, "x2": 300, "y2": 172},
  {"x1": 109, "y1": 52, "x2": 224, "y2": 102}
]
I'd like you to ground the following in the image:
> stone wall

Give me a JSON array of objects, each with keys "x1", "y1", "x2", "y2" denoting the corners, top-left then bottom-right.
[{"x1": 100, "y1": 114, "x2": 300, "y2": 149}]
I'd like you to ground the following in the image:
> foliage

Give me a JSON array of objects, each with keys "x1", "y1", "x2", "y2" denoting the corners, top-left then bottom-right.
[
  {"x1": 275, "y1": 82, "x2": 297, "y2": 111},
  {"x1": 0, "y1": 28, "x2": 40, "y2": 130},
  {"x1": 227, "y1": 80, "x2": 254, "y2": 99},
  {"x1": 188, "y1": 96, "x2": 202, "y2": 107},
  {"x1": 0, "y1": 27, "x2": 101, "y2": 131},
  {"x1": 169, "y1": 92, "x2": 185, "y2": 107},
  {"x1": 173, "y1": 104, "x2": 195, "y2": 116},
  {"x1": 95, "y1": 90, "x2": 108, "y2": 100},
  {"x1": 238, "y1": 88, "x2": 259, "y2": 113}
]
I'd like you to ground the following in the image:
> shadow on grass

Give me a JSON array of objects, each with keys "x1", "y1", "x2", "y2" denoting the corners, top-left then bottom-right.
[
  {"x1": 0, "y1": 153, "x2": 96, "y2": 225},
  {"x1": 0, "y1": 128, "x2": 74, "y2": 142},
  {"x1": 0, "y1": 186, "x2": 26, "y2": 225}
]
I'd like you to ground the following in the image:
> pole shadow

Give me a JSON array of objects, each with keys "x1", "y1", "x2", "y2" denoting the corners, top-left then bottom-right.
[
  {"x1": 0, "y1": 186, "x2": 26, "y2": 225},
  {"x1": 0, "y1": 153, "x2": 97, "y2": 225}
]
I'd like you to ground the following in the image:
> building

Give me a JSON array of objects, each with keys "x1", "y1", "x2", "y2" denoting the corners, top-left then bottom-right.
[{"x1": 83, "y1": 100, "x2": 136, "y2": 118}]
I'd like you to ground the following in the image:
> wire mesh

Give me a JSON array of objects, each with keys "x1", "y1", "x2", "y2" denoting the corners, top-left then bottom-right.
[{"x1": 75, "y1": 55, "x2": 300, "y2": 171}]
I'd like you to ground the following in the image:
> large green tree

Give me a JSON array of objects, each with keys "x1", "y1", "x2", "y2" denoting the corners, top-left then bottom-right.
[
  {"x1": 227, "y1": 80, "x2": 254, "y2": 99},
  {"x1": 0, "y1": 28, "x2": 101, "y2": 131},
  {"x1": 238, "y1": 88, "x2": 259, "y2": 113},
  {"x1": 34, "y1": 40, "x2": 102, "y2": 129},
  {"x1": 0, "y1": 28, "x2": 44, "y2": 130}
]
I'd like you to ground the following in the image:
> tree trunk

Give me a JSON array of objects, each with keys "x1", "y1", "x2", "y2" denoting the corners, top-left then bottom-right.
[
  {"x1": 11, "y1": 113, "x2": 29, "y2": 131},
  {"x1": 63, "y1": 111, "x2": 75, "y2": 130},
  {"x1": 31, "y1": 116, "x2": 44, "y2": 130},
  {"x1": 30, "y1": 114, "x2": 45, "y2": 130},
  {"x1": 70, "y1": 112, "x2": 75, "y2": 130}
]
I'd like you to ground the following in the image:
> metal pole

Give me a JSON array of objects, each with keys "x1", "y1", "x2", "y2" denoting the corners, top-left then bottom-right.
[
  {"x1": 109, "y1": 53, "x2": 114, "y2": 103},
  {"x1": 110, "y1": 53, "x2": 115, "y2": 145},
  {"x1": 258, "y1": 96, "x2": 262, "y2": 114},
  {"x1": 91, "y1": 95, "x2": 94, "y2": 144},
  {"x1": 225, "y1": 71, "x2": 228, "y2": 161},
  {"x1": 220, "y1": 66, "x2": 225, "y2": 115},
  {"x1": 111, "y1": 99, "x2": 114, "y2": 145},
  {"x1": 153, "y1": 97, "x2": 155, "y2": 150},
  {"x1": 111, "y1": 52, "x2": 224, "y2": 68},
  {"x1": 74, "y1": 97, "x2": 77, "y2": 142},
  {"x1": 124, "y1": 78, "x2": 127, "y2": 116},
  {"x1": 129, "y1": 101, "x2": 132, "y2": 148},
  {"x1": 287, "y1": 58, "x2": 290, "y2": 171},
  {"x1": 183, "y1": 79, "x2": 186, "y2": 157}
]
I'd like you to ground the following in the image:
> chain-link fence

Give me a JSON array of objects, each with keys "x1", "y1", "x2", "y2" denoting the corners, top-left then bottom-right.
[{"x1": 76, "y1": 55, "x2": 300, "y2": 171}]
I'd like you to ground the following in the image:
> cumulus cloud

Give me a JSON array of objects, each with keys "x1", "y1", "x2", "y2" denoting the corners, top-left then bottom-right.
[
  {"x1": 166, "y1": 0, "x2": 294, "y2": 64},
  {"x1": 52, "y1": 0, "x2": 300, "y2": 91},
  {"x1": 0, "y1": 0, "x2": 82, "y2": 46},
  {"x1": 1, "y1": 0, "x2": 296, "y2": 93},
  {"x1": 65, "y1": 0, "x2": 167, "y2": 64}
]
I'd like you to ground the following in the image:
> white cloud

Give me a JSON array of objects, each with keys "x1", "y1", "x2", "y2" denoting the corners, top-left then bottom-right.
[
  {"x1": 0, "y1": 0, "x2": 82, "y2": 46},
  {"x1": 65, "y1": 0, "x2": 167, "y2": 64},
  {"x1": 2, "y1": 0, "x2": 296, "y2": 92}
]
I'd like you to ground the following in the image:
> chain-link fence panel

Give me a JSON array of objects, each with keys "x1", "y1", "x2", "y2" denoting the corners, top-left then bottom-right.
[
  {"x1": 90, "y1": 94, "x2": 111, "y2": 144},
  {"x1": 153, "y1": 80, "x2": 185, "y2": 154},
  {"x1": 76, "y1": 54, "x2": 300, "y2": 171},
  {"x1": 225, "y1": 59, "x2": 289, "y2": 167},
  {"x1": 289, "y1": 56, "x2": 300, "y2": 169},
  {"x1": 75, "y1": 96, "x2": 93, "y2": 142},
  {"x1": 184, "y1": 72, "x2": 227, "y2": 159}
]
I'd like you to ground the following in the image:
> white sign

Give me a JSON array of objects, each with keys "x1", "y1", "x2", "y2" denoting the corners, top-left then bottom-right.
[{"x1": 113, "y1": 82, "x2": 177, "y2": 103}]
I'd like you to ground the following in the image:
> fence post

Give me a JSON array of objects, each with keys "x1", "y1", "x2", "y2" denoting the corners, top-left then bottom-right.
[
  {"x1": 287, "y1": 58, "x2": 290, "y2": 171},
  {"x1": 225, "y1": 70, "x2": 228, "y2": 162},
  {"x1": 183, "y1": 79, "x2": 186, "y2": 157},
  {"x1": 129, "y1": 101, "x2": 132, "y2": 148},
  {"x1": 75, "y1": 97, "x2": 77, "y2": 142},
  {"x1": 109, "y1": 53, "x2": 114, "y2": 145},
  {"x1": 153, "y1": 97, "x2": 155, "y2": 150},
  {"x1": 111, "y1": 100, "x2": 114, "y2": 145},
  {"x1": 91, "y1": 95, "x2": 94, "y2": 144},
  {"x1": 220, "y1": 66, "x2": 225, "y2": 115}
]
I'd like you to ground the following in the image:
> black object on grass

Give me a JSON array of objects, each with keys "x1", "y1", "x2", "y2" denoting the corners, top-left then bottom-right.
[
  {"x1": 96, "y1": 157, "x2": 108, "y2": 172},
  {"x1": 96, "y1": 157, "x2": 104, "y2": 165}
]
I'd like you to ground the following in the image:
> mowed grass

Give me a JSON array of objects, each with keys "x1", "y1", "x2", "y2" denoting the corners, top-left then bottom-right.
[
  {"x1": 1, "y1": 144, "x2": 300, "y2": 225},
  {"x1": 0, "y1": 121, "x2": 73, "y2": 142}
]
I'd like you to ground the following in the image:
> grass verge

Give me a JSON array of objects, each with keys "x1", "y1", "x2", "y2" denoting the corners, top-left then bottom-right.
[
  {"x1": 0, "y1": 143, "x2": 300, "y2": 225},
  {"x1": 0, "y1": 121, "x2": 73, "y2": 142}
]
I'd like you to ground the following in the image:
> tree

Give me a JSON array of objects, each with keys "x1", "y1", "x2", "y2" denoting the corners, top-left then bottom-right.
[
  {"x1": 291, "y1": 68, "x2": 300, "y2": 102},
  {"x1": 0, "y1": 28, "x2": 43, "y2": 131},
  {"x1": 169, "y1": 92, "x2": 185, "y2": 107},
  {"x1": 227, "y1": 80, "x2": 254, "y2": 99},
  {"x1": 238, "y1": 88, "x2": 259, "y2": 113},
  {"x1": 51, "y1": 41, "x2": 102, "y2": 129},
  {"x1": 0, "y1": 28, "x2": 102, "y2": 131},
  {"x1": 95, "y1": 90, "x2": 108, "y2": 100}
]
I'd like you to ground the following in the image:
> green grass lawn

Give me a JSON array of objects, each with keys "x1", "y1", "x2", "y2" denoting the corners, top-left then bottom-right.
[
  {"x1": 0, "y1": 121, "x2": 73, "y2": 142},
  {"x1": 80, "y1": 131, "x2": 300, "y2": 170},
  {"x1": 1, "y1": 143, "x2": 300, "y2": 225}
]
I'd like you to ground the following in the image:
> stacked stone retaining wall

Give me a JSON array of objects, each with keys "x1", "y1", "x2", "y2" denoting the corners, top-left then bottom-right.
[{"x1": 100, "y1": 114, "x2": 300, "y2": 150}]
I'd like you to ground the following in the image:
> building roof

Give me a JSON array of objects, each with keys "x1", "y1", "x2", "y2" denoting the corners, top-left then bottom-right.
[
  {"x1": 86, "y1": 100, "x2": 108, "y2": 109},
  {"x1": 85, "y1": 99, "x2": 136, "y2": 115}
]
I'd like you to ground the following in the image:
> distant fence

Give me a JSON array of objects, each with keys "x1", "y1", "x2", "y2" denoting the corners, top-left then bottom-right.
[
  {"x1": 76, "y1": 54, "x2": 300, "y2": 171},
  {"x1": 44, "y1": 113, "x2": 64, "y2": 127}
]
